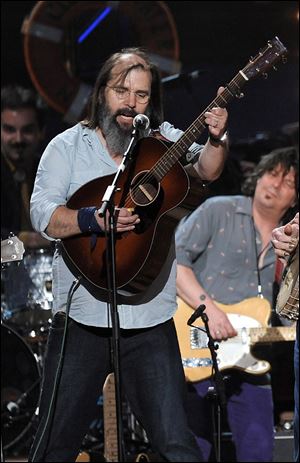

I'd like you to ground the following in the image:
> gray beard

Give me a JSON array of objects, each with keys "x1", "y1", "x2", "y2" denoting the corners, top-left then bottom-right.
[{"x1": 98, "y1": 104, "x2": 133, "y2": 155}]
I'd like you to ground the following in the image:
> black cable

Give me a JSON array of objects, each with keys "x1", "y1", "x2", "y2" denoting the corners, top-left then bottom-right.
[
  {"x1": 251, "y1": 217, "x2": 268, "y2": 298},
  {"x1": 29, "y1": 276, "x2": 81, "y2": 462}
]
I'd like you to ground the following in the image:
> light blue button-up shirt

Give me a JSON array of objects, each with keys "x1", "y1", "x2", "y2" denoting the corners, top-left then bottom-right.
[{"x1": 30, "y1": 122, "x2": 203, "y2": 328}]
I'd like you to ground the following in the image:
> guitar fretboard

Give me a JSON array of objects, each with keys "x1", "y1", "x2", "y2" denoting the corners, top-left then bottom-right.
[
  {"x1": 103, "y1": 373, "x2": 118, "y2": 462},
  {"x1": 152, "y1": 72, "x2": 246, "y2": 182}
]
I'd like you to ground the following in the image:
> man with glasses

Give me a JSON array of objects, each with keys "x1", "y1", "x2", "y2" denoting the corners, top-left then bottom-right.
[{"x1": 28, "y1": 47, "x2": 228, "y2": 462}]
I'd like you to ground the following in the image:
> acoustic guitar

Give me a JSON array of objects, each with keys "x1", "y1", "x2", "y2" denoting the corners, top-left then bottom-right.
[
  {"x1": 62, "y1": 38, "x2": 287, "y2": 302},
  {"x1": 174, "y1": 297, "x2": 296, "y2": 382}
]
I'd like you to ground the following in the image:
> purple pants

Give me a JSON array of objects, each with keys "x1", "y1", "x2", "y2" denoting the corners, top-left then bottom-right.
[{"x1": 188, "y1": 373, "x2": 274, "y2": 462}]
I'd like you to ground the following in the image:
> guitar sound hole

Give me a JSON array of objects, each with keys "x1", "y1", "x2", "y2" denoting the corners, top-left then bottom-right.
[{"x1": 130, "y1": 171, "x2": 160, "y2": 206}]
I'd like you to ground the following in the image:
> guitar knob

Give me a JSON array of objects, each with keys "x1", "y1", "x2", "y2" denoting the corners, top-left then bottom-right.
[{"x1": 262, "y1": 73, "x2": 268, "y2": 79}]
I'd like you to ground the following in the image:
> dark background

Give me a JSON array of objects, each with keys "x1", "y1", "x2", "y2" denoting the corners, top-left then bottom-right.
[
  {"x1": 1, "y1": 1, "x2": 299, "y2": 148},
  {"x1": 1, "y1": 2, "x2": 298, "y2": 455}
]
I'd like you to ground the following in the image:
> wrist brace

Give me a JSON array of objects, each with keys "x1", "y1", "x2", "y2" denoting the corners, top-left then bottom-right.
[{"x1": 77, "y1": 207, "x2": 103, "y2": 233}]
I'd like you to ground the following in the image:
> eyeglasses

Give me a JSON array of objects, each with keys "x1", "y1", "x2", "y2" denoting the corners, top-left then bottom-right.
[{"x1": 106, "y1": 85, "x2": 150, "y2": 104}]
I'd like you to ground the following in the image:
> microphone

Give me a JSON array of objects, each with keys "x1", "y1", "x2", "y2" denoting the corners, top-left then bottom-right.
[
  {"x1": 133, "y1": 114, "x2": 150, "y2": 130},
  {"x1": 187, "y1": 304, "x2": 206, "y2": 326}
]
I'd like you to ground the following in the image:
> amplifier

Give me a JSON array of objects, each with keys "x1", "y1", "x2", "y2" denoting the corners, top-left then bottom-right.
[
  {"x1": 273, "y1": 430, "x2": 294, "y2": 462},
  {"x1": 209, "y1": 429, "x2": 294, "y2": 462}
]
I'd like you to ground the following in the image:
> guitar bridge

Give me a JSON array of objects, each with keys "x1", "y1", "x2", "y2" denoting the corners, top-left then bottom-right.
[{"x1": 182, "y1": 357, "x2": 213, "y2": 368}]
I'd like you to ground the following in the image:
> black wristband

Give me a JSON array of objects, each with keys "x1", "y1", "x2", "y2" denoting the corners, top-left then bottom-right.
[{"x1": 77, "y1": 207, "x2": 103, "y2": 233}]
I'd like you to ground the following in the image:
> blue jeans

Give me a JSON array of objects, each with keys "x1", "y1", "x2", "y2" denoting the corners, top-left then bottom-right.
[
  {"x1": 294, "y1": 321, "x2": 299, "y2": 462},
  {"x1": 189, "y1": 374, "x2": 274, "y2": 462},
  {"x1": 29, "y1": 314, "x2": 202, "y2": 462}
]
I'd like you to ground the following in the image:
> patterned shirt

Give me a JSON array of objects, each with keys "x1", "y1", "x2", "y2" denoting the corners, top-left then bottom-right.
[{"x1": 175, "y1": 195, "x2": 276, "y2": 305}]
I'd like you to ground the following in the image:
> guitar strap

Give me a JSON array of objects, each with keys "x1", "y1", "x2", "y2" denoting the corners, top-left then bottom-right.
[{"x1": 251, "y1": 217, "x2": 265, "y2": 299}]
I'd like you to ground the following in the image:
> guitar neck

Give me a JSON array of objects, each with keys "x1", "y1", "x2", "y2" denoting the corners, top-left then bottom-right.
[
  {"x1": 103, "y1": 373, "x2": 118, "y2": 462},
  {"x1": 250, "y1": 326, "x2": 296, "y2": 344},
  {"x1": 155, "y1": 72, "x2": 245, "y2": 179},
  {"x1": 152, "y1": 37, "x2": 287, "y2": 181}
]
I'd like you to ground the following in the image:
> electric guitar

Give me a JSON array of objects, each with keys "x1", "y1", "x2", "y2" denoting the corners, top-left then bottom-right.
[
  {"x1": 102, "y1": 374, "x2": 151, "y2": 463},
  {"x1": 1, "y1": 235, "x2": 25, "y2": 264},
  {"x1": 174, "y1": 297, "x2": 296, "y2": 382},
  {"x1": 103, "y1": 373, "x2": 118, "y2": 463},
  {"x1": 62, "y1": 38, "x2": 287, "y2": 302}
]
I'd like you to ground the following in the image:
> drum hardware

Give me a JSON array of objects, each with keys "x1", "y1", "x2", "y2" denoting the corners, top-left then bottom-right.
[
  {"x1": 1, "y1": 324, "x2": 41, "y2": 451},
  {"x1": 3, "y1": 377, "x2": 40, "y2": 422},
  {"x1": 1, "y1": 235, "x2": 25, "y2": 265}
]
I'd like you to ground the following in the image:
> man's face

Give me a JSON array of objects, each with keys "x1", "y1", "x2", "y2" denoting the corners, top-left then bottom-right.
[
  {"x1": 1, "y1": 108, "x2": 42, "y2": 164},
  {"x1": 105, "y1": 55, "x2": 152, "y2": 130},
  {"x1": 255, "y1": 164, "x2": 297, "y2": 215},
  {"x1": 98, "y1": 55, "x2": 152, "y2": 155}
]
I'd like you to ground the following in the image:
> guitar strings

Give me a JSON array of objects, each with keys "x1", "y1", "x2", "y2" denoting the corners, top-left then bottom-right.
[
  {"x1": 122, "y1": 41, "x2": 281, "y2": 209},
  {"x1": 121, "y1": 81, "x2": 243, "y2": 209}
]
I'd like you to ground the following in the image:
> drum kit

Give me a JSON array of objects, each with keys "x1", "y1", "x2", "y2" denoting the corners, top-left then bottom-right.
[
  {"x1": 1, "y1": 238, "x2": 149, "y2": 459},
  {"x1": 1, "y1": 237, "x2": 54, "y2": 453}
]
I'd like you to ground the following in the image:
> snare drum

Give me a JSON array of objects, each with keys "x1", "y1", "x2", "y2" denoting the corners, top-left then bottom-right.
[
  {"x1": 1, "y1": 323, "x2": 41, "y2": 450},
  {"x1": 2, "y1": 248, "x2": 53, "y2": 336}
]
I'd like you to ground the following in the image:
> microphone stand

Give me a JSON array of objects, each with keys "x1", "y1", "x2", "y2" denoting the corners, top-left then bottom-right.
[
  {"x1": 188, "y1": 305, "x2": 227, "y2": 462},
  {"x1": 98, "y1": 125, "x2": 140, "y2": 462}
]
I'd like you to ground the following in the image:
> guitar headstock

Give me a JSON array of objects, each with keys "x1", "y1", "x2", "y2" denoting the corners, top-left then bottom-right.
[
  {"x1": 1, "y1": 235, "x2": 25, "y2": 264},
  {"x1": 242, "y1": 37, "x2": 287, "y2": 81}
]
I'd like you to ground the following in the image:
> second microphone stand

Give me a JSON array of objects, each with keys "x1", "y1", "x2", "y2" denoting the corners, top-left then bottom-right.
[{"x1": 188, "y1": 305, "x2": 227, "y2": 462}]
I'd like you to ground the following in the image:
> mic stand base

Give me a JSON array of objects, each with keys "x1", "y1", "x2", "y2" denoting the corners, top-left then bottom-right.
[{"x1": 207, "y1": 385, "x2": 223, "y2": 462}]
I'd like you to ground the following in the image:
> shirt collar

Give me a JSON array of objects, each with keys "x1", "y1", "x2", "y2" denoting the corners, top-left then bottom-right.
[{"x1": 236, "y1": 196, "x2": 253, "y2": 216}]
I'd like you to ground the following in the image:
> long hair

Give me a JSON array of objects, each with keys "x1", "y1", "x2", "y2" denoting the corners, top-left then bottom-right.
[
  {"x1": 242, "y1": 146, "x2": 299, "y2": 223},
  {"x1": 83, "y1": 47, "x2": 164, "y2": 129}
]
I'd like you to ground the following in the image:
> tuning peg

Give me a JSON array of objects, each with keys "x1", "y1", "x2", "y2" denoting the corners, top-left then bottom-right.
[
  {"x1": 272, "y1": 65, "x2": 277, "y2": 71},
  {"x1": 262, "y1": 73, "x2": 268, "y2": 79}
]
